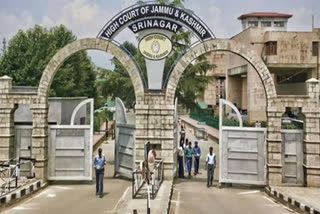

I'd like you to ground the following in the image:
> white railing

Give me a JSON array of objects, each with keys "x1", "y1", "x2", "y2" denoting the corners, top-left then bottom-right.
[{"x1": 0, "y1": 158, "x2": 35, "y2": 196}]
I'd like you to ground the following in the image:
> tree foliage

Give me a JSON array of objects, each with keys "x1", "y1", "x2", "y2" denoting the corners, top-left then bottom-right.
[
  {"x1": 96, "y1": 41, "x2": 144, "y2": 108},
  {"x1": 0, "y1": 25, "x2": 96, "y2": 98}
]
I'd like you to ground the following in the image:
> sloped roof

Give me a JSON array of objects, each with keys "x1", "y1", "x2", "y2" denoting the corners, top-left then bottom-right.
[{"x1": 238, "y1": 12, "x2": 292, "y2": 20}]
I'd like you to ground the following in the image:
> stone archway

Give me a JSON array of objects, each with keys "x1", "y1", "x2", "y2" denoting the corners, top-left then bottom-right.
[
  {"x1": 37, "y1": 38, "x2": 145, "y2": 104},
  {"x1": 164, "y1": 38, "x2": 279, "y2": 183},
  {"x1": 165, "y1": 39, "x2": 277, "y2": 103},
  {"x1": 32, "y1": 38, "x2": 146, "y2": 180}
]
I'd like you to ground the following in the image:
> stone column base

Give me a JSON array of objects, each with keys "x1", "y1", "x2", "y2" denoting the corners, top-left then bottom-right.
[
  {"x1": 267, "y1": 165, "x2": 282, "y2": 185},
  {"x1": 305, "y1": 167, "x2": 320, "y2": 187}
]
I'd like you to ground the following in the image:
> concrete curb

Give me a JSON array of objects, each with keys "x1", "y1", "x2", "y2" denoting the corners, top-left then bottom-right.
[
  {"x1": 0, "y1": 180, "x2": 45, "y2": 207},
  {"x1": 265, "y1": 186, "x2": 320, "y2": 214},
  {"x1": 167, "y1": 181, "x2": 174, "y2": 214}
]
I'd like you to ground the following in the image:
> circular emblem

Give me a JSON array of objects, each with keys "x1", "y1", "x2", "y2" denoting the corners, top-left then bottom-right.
[{"x1": 138, "y1": 33, "x2": 172, "y2": 60}]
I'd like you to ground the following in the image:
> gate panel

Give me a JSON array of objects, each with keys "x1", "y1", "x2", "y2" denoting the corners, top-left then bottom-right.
[
  {"x1": 220, "y1": 127, "x2": 266, "y2": 185},
  {"x1": 48, "y1": 98, "x2": 93, "y2": 181},
  {"x1": 15, "y1": 126, "x2": 32, "y2": 177},
  {"x1": 114, "y1": 97, "x2": 135, "y2": 179},
  {"x1": 281, "y1": 130, "x2": 303, "y2": 184},
  {"x1": 115, "y1": 123, "x2": 135, "y2": 177},
  {"x1": 48, "y1": 126, "x2": 91, "y2": 180}
]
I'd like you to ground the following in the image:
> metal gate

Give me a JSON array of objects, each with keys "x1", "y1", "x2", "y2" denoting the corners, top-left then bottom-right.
[
  {"x1": 281, "y1": 130, "x2": 303, "y2": 184},
  {"x1": 14, "y1": 126, "x2": 33, "y2": 177},
  {"x1": 48, "y1": 99, "x2": 93, "y2": 181},
  {"x1": 114, "y1": 98, "x2": 135, "y2": 178},
  {"x1": 219, "y1": 99, "x2": 266, "y2": 185}
]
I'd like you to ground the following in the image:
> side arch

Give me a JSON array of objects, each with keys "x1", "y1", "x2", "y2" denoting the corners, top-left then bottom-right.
[
  {"x1": 37, "y1": 38, "x2": 145, "y2": 103},
  {"x1": 165, "y1": 39, "x2": 277, "y2": 103}
]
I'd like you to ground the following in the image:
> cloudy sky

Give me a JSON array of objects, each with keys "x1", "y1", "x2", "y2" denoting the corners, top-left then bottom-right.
[{"x1": 0, "y1": 0, "x2": 319, "y2": 68}]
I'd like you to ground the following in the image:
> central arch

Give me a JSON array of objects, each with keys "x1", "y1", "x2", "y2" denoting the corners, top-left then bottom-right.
[
  {"x1": 37, "y1": 38, "x2": 145, "y2": 103},
  {"x1": 165, "y1": 38, "x2": 278, "y2": 183},
  {"x1": 165, "y1": 39, "x2": 277, "y2": 104}
]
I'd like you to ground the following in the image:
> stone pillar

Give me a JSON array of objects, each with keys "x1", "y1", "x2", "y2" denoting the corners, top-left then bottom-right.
[
  {"x1": 0, "y1": 76, "x2": 15, "y2": 162},
  {"x1": 303, "y1": 78, "x2": 320, "y2": 187},
  {"x1": 135, "y1": 93, "x2": 175, "y2": 179},
  {"x1": 30, "y1": 104, "x2": 49, "y2": 181},
  {"x1": 0, "y1": 104, "x2": 16, "y2": 162},
  {"x1": 266, "y1": 99, "x2": 284, "y2": 185}
]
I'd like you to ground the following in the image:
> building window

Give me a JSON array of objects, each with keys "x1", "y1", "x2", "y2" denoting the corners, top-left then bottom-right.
[
  {"x1": 312, "y1": 41, "x2": 319, "y2": 56},
  {"x1": 265, "y1": 41, "x2": 277, "y2": 55},
  {"x1": 277, "y1": 72, "x2": 308, "y2": 84},
  {"x1": 274, "y1": 21, "x2": 285, "y2": 27},
  {"x1": 261, "y1": 21, "x2": 271, "y2": 27},
  {"x1": 248, "y1": 21, "x2": 258, "y2": 27}
]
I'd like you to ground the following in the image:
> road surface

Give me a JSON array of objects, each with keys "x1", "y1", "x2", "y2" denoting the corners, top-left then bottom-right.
[
  {"x1": 169, "y1": 175, "x2": 297, "y2": 214},
  {"x1": 1, "y1": 139, "x2": 130, "y2": 214}
]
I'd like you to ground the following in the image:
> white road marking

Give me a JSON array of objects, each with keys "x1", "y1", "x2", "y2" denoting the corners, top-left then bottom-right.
[
  {"x1": 263, "y1": 196, "x2": 278, "y2": 205},
  {"x1": 237, "y1": 190, "x2": 260, "y2": 195},
  {"x1": 53, "y1": 186, "x2": 73, "y2": 190},
  {"x1": 111, "y1": 187, "x2": 129, "y2": 212},
  {"x1": 47, "y1": 193, "x2": 56, "y2": 198},
  {"x1": 12, "y1": 206, "x2": 39, "y2": 210},
  {"x1": 32, "y1": 189, "x2": 49, "y2": 199}
]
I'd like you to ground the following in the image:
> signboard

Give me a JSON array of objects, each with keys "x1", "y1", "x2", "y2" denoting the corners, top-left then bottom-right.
[
  {"x1": 99, "y1": 4, "x2": 213, "y2": 40},
  {"x1": 128, "y1": 18, "x2": 182, "y2": 34},
  {"x1": 138, "y1": 33, "x2": 172, "y2": 60},
  {"x1": 97, "y1": 2, "x2": 215, "y2": 90}
]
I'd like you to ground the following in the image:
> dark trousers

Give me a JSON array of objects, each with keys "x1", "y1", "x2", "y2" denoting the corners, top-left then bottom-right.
[
  {"x1": 178, "y1": 156, "x2": 184, "y2": 178},
  {"x1": 194, "y1": 157, "x2": 200, "y2": 173},
  {"x1": 207, "y1": 164, "x2": 214, "y2": 185},
  {"x1": 95, "y1": 169, "x2": 104, "y2": 196}
]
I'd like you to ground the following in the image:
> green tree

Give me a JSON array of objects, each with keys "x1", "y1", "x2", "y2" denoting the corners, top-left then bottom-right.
[
  {"x1": 96, "y1": 41, "x2": 143, "y2": 108},
  {"x1": 0, "y1": 25, "x2": 96, "y2": 98}
]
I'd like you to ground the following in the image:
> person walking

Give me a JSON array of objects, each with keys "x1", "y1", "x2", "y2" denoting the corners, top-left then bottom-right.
[
  {"x1": 180, "y1": 125, "x2": 186, "y2": 142},
  {"x1": 184, "y1": 138, "x2": 188, "y2": 172},
  {"x1": 193, "y1": 141, "x2": 201, "y2": 175},
  {"x1": 205, "y1": 147, "x2": 216, "y2": 187},
  {"x1": 185, "y1": 141, "x2": 193, "y2": 178},
  {"x1": 94, "y1": 148, "x2": 107, "y2": 198},
  {"x1": 178, "y1": 142, "x2": 185, "y2": 178}
]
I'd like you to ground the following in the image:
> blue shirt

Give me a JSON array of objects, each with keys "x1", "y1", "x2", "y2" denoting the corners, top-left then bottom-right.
[
  {"x1": 94, "y1": 155, "x2": 106, "y2": 170},
  {"x1": 193, "y1": 146, "x2": 201, "y2": 157}
]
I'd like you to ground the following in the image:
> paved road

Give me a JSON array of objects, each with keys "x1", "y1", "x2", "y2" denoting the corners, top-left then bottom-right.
[
  {"x1": 1, "y1": 139, "x2": 130, "y2": 214},
  {"x1": 172, "y1": 120, "x2": 296, "y2": 214},
  {"x1": 169, "y1": 176, "x2": 297, "y2": 214}
]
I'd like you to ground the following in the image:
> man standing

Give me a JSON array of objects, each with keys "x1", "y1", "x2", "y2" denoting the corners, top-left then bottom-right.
[
  {"x1": 184, "y1": 138, "x2": 188, "y2": 172},
  {"x1": 205, "y1": 147, "x2": 216, "y2": 187},
  {"x1": 147, "y1": 145, "x2": 157, "y2": 171},
  {"x1": 180, "y1": 125, "x2": 185, "y2": 142},
  {"x1": 177, "y1": 142, "x2": 185, "y2": 178},
  {"x1": 94, "y1": 148, "x2": 106, "y2": 198},
  {"x1": 193, "y1": 141, "x2": 201, "y2": 175},
  {"x1": 185, "y1": 141, "x2": 193, "y2": 178}
]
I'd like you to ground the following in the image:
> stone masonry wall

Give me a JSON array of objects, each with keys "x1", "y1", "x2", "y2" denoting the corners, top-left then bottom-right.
[
  {"x1": 135, "y1": 93, "x2": 176, "y2": 179},
  {"x1": 0, "y1": 37, "x2": 319, "y2": 187}
]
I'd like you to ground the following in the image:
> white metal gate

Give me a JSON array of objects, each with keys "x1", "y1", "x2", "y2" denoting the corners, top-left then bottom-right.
[
  {"x1": 219, "y1": 99, "x2": 266, "y2": 185},
  {"x1": 114, "y1": 98, "x2": 135, "y2": 179},
  {"x1": 281, "y1": 130, "x2": 303, "y2": 184},
  {"x1": 48, "y1": 99, "x2": 93, "y2": 181},
  {"x1": 14, "y1": 126, "x2": 33, "y2": 177}
]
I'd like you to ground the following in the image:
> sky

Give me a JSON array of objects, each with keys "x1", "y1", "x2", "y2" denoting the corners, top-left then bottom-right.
[{"x1": 0, "y1": 0, "x2": 319, "y2": 68}]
